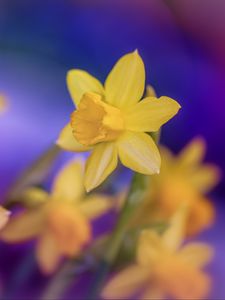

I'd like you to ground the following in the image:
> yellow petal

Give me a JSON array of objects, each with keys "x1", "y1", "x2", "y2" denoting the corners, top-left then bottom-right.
[
  {"x1": 125, "y1": 96, "x2": 180, "y2": 132},
  {"x1": 145, "y1": 84, "x2": 157, "y2": 97},
  {"x1": 102, "y1": 265, "x2": 149, "y2": 299},
  {"x1": 141, "y1": 286, "x2": 165, "y2": 300},
  {"x1": 1, "y1": 209, "x2": 43, "y2": 242},
  {"x1": 177, "y1": 137, "x2": 206, "y2": 169},
  {"x1": 156, "y1": 256, "x2": 211, "y2": 300},
  {"x1": 56, "y1": 123, "x2": 91, "y2": 152},
  {"x1": 67, "y1": 69, "x2": 104, "y2": 107},
  {"x1": 51, "y1": 158, "x2": 85, "y2": 202},
  {"x1": 137, "y1": 230, "x2": 163, "y2": 266},
  {"x1": 117, "y1": 131, "x2": 161, "y2": 174},
  {"x1": 36, "y1": 231, "x2": 62, "y2": 274},
  {"x1": 0, "y1": 207, "x2": 10, "y2": 230},
  {"x1": 105, "y1": 51, "x2": 145, "y2": 109},
  {"x1": 47, "y1": 203, "x2": 91, "y2": 257},
  {"x1": 22, "y1": 187, "x2": 49, "y2": 206},
  {"x1": 79, "y1": 194, "x2": 112, "y2": 219},
  {"x1": 159, "y1": 146, "x2": 175, "y2": 175},
  {"x1": 186, "y1": 197, "x2": 215, "y2": 236},
  {"x1": 162, "y1": 205, "x2": 187, "y2": 252},
  {"x1": 84, "y1": 142, "x2": 118, "y2": 192},
  {"x1": 179, "y1": 242, "x2": 213, "y2": 267},
  {"x1": 0, "y1": 95, "x2": 8, "y2": 113},
  {"x1": 190, "y1": 164, "x2": 221, "y2": 193}
]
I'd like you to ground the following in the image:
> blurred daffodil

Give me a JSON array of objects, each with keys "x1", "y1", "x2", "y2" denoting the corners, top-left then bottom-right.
[
  {"x1": 1, "y1": 158, "x2": 112, "y2": 274},
  {"x1": 153, "y1": 138, "x2": 221, "y2": 236},
  {"x1": 0, "y1": 95, "x2": 7, "y2": 114},
  {"x1": 0, "y1": 207, "x2": 10, "y2": 230},
  {"x1": 102, "y1": 208, "x2": 213, "y2": 300},
  {"x1": 131, "y1": 138, "x2": 221, "y2": 236},
  {"x1": 57, "y1": 51, "x2": 180, "y2": 191}
]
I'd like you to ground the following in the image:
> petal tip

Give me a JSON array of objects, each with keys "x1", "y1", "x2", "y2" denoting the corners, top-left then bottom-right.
[{"x1": 84, "y1": 184, "x2": 92, "y2": 193}]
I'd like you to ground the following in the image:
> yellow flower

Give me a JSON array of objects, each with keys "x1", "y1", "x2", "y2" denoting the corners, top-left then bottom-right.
[
  {"x1": 153, "y1": 138, "x2": 221, "y2": 236},
  {"x1": 102, "y1": 208, "x2": 213, "y2": 300},
  {"x1": 131, "y1": 138, "x2": 220, "y2": 236},
  {"x1": 57, "y1": 51, "x2": 180, "y2": 191},
  {"x1": 1, "y1": 158, "x2": 112, "y2": 274},
  {"x1": 0, "y1": 206, "x2": 10, "y2": 230}
]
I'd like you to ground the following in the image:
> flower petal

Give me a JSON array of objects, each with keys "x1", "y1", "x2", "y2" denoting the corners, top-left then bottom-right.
[
  {"x1": 22, "y1": 187, "x2": 49, "y2": 206},
  {"x1": 186, "y1": 197, "x2": 215, "y2": 236},
  {"x1": 105, "y1": 51, "x2": 145, "y2": 109},
  {"x1": 36, "y1": 231, "x2": 62, "y2": 274},
  {"x1": 177, "y1": 137, "x2": 206, "y2": 169},
  {"x1": 179, "y1": 242, "x2": 213, "y2": 267},
  {"x1": 190, "y1": 164, "x2": 221, "y2": 193},
  {"x1": 162, "y1": 205, "x2": 187, "y2": 252},
  {"x1": 67, "y1": 69, "x2": 104, "y2": 107},
  {"x1": 0, "y1": 207, "x2": 10, "y2": 230},
  {"x1": 56, "y1": 123, "x2": 91, "y2": 152},
  {"x1": 0, "y1": 95, "x2": 7, "y2": 113},
  {"x1": 125, "y1": 96, "x2": 180, "y2": 132},
  {"x1": 137, "y1": 230, "x2": 163, "y2": 266},
  {"x1": 159, "y1": 146, "x2": 176, "y2": 175},
  {"x1": 47, "y1": 203, "x2": 91, "y2": 257},
  {"x1": 84, "y1": 142, "x2": 118, "y2": 192},
  {"x1": 117, "y1": 131, "x2": 160, "y2": 174},
  {"x1": 141, "y1": 286, "x2": 165, "y2": 300},
  {"x1": 79, "y1": 194, "x2": 112, "y2": 219},
  {"x1": 145, "y1": 84, "x2": 157, "y2": 97},
  {"x1": 51, "y1": 158, "x2": 85, "y2": 202},
  {"x1": 0, "y1": 209, "x2": 43, "y2": 242},
  {"x1": 102, "y1": 265, "x2": 149, "y2": 299}
]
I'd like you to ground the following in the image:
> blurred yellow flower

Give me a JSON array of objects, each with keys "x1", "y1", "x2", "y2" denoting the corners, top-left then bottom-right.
[
  {"x1": 153, "y1": 138, "x2": 221, "y2": 236},
  {"x1": 102, "y1": 208, "x2": 213, "y2": 300},
  {"x1": 1, "y1": 158, "x2": 112, "y2": 274},
  {"x1": 57, "y1": 51, "x2": 180, "y2": 191},
  {"x1": 0, "y1": 95, "x2": 7, "y2": 114},
  {"x1": 131, "y1": 138, "x2": 220, "y2": 236},
  {"x1": 0, "y1": 207, "x2": 10, "y2": 230}
]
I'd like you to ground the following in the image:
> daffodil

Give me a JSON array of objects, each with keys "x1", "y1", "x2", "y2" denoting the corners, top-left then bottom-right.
[
  {"x1": 102, "y1": 208, "x2": 213, "y2": 300},
  {"x1": 130, "y1": 138, "x2": 220, "y2": 236},
  {"x1": 0, "y1": 206, "x2": 10, "y2": 230},
  {"x1": 57, "y1": 51, "x2": 180, "y2": 191},
  {"x1": 1, "y1": 158, "x2": 112, "y2": 274}
]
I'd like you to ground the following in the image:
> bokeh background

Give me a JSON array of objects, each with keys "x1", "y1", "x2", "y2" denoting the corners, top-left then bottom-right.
[{"x1": 0, "y1": 0, "x2": 225, "y2": 299}]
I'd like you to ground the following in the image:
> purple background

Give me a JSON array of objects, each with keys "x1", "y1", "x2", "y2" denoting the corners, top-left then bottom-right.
[{"x1": 0, "y1": 0, "x2": 225, "y2": 299}]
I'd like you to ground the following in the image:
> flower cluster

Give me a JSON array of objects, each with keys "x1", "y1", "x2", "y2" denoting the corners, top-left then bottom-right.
[{"x1": 0, "y1": 52, "x2": 220, "y2": 300}]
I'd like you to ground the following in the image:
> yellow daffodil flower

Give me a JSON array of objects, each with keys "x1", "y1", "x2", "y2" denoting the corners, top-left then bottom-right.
[
  {"x1": 102, "y1": 208, "x2": 213, "y2": 300},
  {"x1": 57, "y1": 51, "x2": 180, "y2": 191},
  {"x1": 153, "y1": 138, "x2": 220, "y2": 236},
  {"x1": 130, "y1": 138, "x2": 220, "y2": 236},
  {"x1": 1, "y1": 158, "x2": 112, "y2": 274}
]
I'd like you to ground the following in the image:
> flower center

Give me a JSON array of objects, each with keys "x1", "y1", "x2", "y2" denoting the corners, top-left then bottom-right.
[
  {"x1": 71, "y1": 92, "x2": 125, "y2": 146},
  {"x1": 47, "y1": 202, "x2": 91, "y2": 256}
]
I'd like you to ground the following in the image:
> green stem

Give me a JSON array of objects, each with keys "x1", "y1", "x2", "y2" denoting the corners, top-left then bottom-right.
[
  {"x1": 87, "y1": 173, "x2": 148, "y2": 300},
  {"x1": 86, "y1": 131, "x2": 160, "y2": 300},
  {"x1": 5, "y1": 144, "x2": 61, "y2": 208},
  {"x1": 40, "y1": 260, "x2": 75, "y2": 300}
]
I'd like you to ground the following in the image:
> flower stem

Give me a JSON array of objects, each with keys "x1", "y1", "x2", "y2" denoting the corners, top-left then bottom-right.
[
  {"x1": 86, "y1": 131, "x2": 160, "y2": 300},
  {"x1": 5, "y1": 144, "x2": 61, "y2": 208},
  {"x1": 87, "y1": 172, "x2": 149, "y2": 299},
  {"x1": 40, "y1": 260, "x2": 76, "y2": 300}
]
